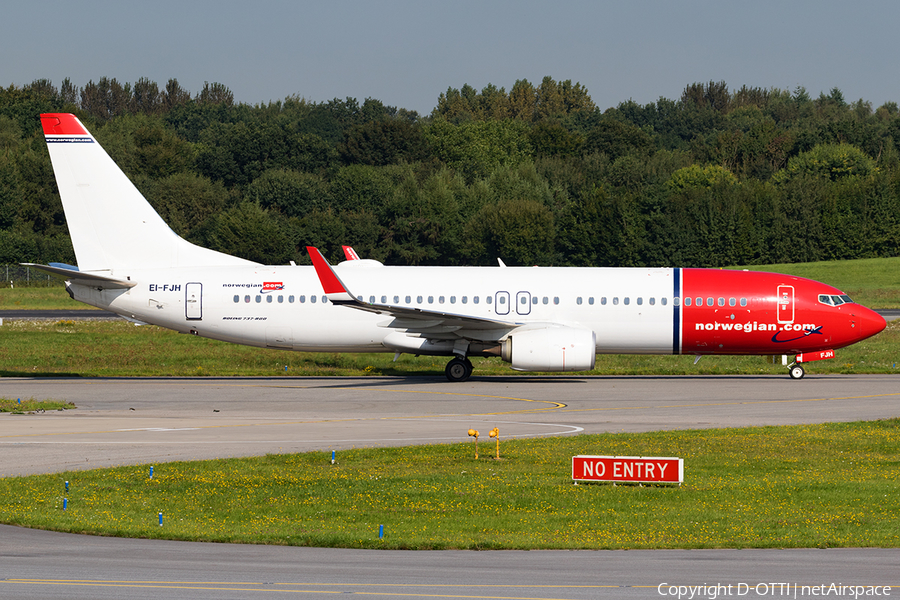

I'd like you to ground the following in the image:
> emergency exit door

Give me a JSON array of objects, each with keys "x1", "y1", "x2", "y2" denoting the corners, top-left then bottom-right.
[{"x1": 186, "y1": 282, "x2": 202, "y2": 320}]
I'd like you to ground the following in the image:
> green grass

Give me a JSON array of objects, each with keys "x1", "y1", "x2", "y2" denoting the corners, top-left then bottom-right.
[
  {"x1": 2, "y1": 420, "x2": 898, "y2": 549},
  {"x1": 731, "y1": 256, "x2": 900, "y2": 308},
  {"x1": 0, "y1": 397, "x2": 75, "y2": 413},
  {"x1": 2, "y1": 256, "x2": 899, "y2": 310},
  {"x1": 0, "y1": 285, "x2": 94, "y2": 310},
  {"x1": 0, "y1": 318, "x2": 898, "y2": 377}
]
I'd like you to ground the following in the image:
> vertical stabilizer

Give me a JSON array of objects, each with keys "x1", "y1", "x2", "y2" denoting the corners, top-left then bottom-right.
[{"x1": 41, "y1": 113, "x2": 257, "y2": 271}]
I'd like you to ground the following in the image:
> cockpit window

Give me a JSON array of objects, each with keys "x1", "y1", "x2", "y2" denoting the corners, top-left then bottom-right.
[{"x1": 819, "y1": 294, "x2": 854, "y2": 306}]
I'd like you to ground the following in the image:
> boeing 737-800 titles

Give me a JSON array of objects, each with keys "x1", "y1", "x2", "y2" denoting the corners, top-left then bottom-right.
[{"x1": 28, "y1": 113, "x2": 886, "y2": 381}]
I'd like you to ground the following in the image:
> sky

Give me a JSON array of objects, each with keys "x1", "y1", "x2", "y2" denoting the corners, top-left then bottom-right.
[{"x1": 3, "y1": 1, "x2": 899, "y2": 116}]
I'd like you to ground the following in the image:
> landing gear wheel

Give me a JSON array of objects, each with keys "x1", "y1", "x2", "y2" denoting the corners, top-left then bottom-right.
[
  {"x1": 789, "y1": 364, "x2": 805, "y2": 380},
  {"x1": 445, "y1": 357, "x2": 472, "y2": 382}
]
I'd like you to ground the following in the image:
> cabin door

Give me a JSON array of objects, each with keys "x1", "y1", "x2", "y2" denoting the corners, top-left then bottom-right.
[
  {"x1": 186, "y1": 282, "x2": 203, "y2": 320},
  {"x1": 776, "y1": 285, "x2": 794, "y2": 324}
]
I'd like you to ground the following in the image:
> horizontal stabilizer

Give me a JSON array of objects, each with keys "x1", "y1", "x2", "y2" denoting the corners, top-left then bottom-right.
[{"x1": 22, "y1": 263, "x2": 136, "y2": 289}]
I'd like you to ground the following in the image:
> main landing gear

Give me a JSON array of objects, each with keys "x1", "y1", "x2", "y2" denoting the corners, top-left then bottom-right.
[{"x1": 445, "y1": 357, "x2": 473, "y2": 382}]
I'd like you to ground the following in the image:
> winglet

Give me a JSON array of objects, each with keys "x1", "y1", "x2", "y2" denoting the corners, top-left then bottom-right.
[
  {"x1": 306, "y1": 247, "x2": 356, "y2": 303},
  {"x1": 342, "y1": 245, "x2": 361, "y2": 261}
]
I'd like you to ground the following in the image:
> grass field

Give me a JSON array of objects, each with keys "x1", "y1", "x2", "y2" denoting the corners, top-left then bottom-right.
[
  {"x1": 731, "y1": 256, "x2": 900, "y2": 309},
  {"x1": 1, "y1": 420, "x2": 897, "y2": 549},
  {"x1": 0, "y1": 318, "x2": 897, "y2": 377}
]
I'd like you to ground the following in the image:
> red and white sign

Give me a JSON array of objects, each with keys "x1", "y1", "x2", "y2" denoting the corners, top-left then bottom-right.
[
  {"x1": 262, "y1": 282, "x2": 284, "y2": 291},
  {"x1": 572, "y1": 455, "x2": 683, "y2": 484}
]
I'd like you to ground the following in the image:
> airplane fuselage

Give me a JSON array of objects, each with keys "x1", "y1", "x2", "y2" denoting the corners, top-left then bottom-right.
[{"x1": 71, "y1": 262, "x2": 882, "y2": 359}]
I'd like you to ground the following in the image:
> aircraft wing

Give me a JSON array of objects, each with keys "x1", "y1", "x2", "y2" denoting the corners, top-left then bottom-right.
[
  {"x1": 22, "y1": 263, "x2": 136, "y2": 289},
  {"x1": 306, "y1": 247, "x2": 522, "y2": 341}
]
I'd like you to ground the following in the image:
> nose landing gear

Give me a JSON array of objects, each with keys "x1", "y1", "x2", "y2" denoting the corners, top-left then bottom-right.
[
  {"x1": 788, "y1": 363, "x2": 805, "y2": 380},
  {"x1": 445, "y1": 357, "x2": 473, "y2": 382}
]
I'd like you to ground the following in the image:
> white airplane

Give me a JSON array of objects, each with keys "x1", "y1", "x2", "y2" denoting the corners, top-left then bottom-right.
[{"x1": 29, "y1": 113, "x2": 886, "y2": 381}]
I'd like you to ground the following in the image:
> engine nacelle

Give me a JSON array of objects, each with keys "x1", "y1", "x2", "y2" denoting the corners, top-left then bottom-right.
[{"x1": 501, "y1": 327, "x2": 596, "y2": 372}]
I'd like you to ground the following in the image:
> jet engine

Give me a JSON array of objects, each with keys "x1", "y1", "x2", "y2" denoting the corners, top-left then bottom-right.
[{"x1": 500, "y1": 326, "x2": 597, "y2": 372}]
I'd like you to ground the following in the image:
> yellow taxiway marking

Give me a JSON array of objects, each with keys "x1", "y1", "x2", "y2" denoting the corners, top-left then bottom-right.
[
  {"x1": 554, "y1": 391, "x2": 900, "y2": 414},
  {"x1": 4, "y1": 579, "x2": 654, "y2": 599}
]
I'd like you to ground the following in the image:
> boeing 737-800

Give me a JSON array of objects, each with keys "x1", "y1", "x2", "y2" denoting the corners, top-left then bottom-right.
[{"x1": 28, "y1": 113, "x2": 886, "y2": 381}]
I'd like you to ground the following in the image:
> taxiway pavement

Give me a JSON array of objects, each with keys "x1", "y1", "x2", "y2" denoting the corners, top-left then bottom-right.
[{"x1": 2, "y1": 375, "x2": 898, "y2": 599}]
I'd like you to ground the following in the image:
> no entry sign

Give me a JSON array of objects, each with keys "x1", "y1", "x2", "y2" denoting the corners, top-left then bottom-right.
[{"x1": 572, "y1": 455, "x2": 683, "y2": 484}]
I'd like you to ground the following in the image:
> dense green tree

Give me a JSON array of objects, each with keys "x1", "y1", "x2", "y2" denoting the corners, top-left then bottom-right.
[
  {"x1": 425, "y1": 119, "x2": 533, "y2": 181},
  {"x1": 463, "y1": 199, "x2": 556, "y2": 265},
  {"x1": 136, "y1": 172, "x2": 229, "y2": 236},
  {"x1": 192, "y1": 202, "x2": 293, "y2": 264},
  {"x1": 341, "y1": 119, "x2": 429, "y2": 166},
  {"x1": 245, "y1": 169, "x2": 330, "y2": 218},
  {"x1": 773, "y1": 143, "x2": 877, "y2": 183}
]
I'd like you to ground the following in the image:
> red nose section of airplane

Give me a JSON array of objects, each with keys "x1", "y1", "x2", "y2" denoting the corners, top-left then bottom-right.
[{"x1": 854, "y1": 305, "x2": 887, "y2": 343}]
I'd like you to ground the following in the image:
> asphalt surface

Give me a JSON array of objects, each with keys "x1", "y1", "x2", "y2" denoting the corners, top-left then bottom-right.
[
  {"x1": 1, "y1": 375, "x2": 899, "y2": 599},
  {"x1": 2, "y1": 375, "x2": 900, "y2": 477}
]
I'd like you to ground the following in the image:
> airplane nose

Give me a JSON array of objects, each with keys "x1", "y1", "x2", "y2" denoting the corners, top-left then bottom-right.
[{"x1": 854, "y1": 306, "x2": 887, "y2": 342}]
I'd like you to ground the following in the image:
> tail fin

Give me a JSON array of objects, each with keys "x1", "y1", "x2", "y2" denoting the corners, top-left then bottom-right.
[{"x1": 41, "y1": 113, "x2": 256, "y2": 271}]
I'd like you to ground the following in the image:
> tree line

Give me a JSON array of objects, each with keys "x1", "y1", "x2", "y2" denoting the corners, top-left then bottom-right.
[{"x1": 1, "y1": 76, "x2": 899, "y2": 268}]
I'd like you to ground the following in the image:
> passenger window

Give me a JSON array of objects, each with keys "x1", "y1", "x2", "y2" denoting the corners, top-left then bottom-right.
[
  {"x1": 601, "y1": 297, "x2": 607, "y2": 305},
  {"x1": 356, "y1": 296, "x2": 362, "y2": 302},
  {"x1": 613, "y1": 297, "x2": 619, "y2": 305},
  {"x1": 532, "y1": 296, "x2": 537, "y2": 304},
  {"x1": 706, "y1": 297, "x2": 714, "y2": 307},
  {"x1": 474, "y1": 296, "x2": 480, "y2": 304},
  {"x1": 498, "y1": 296, "x2": 505, "y2": 305},
  {"x1": 417, "y1": 295, "x2": 423, "y2": 304},
  {"x1": 697, "y1": 297, "x2": 703, "y2": 306},
  {"x1": 381, "y1": 295, "x2": 387, "y2": 304},
  {"x1": 288, "y1": 295, "x2": 294, "y2": 303},
  {"x1": 684, "y1": 297, "x2": 691, "y2": 306},
  {"x1": 664, "y1": 297, "x2": 670, "y2": 306},
  {"x1": 266, "y1": 295, "x2": 273, "y2": 303},
  {"x1": 278, "y1": 295, "x2": 284, "y2": 303},
  {"x1": 740, "y1": 298, "x2": 747, "y2": 307},
  {"x1": 553, "y1": 297, "x2": 560, "y2": 305},
  {"x1": 299, "y1": 295, "x2": 305, "y2": 303},
  {"x1": 233, "y1": 295, "x2": 239, "y2": 303},
  {"x1": 451, "y1": 296, "x2": 456, "y2": 304},
  {"x1": 649, "y1": 297, "x2": 655, "y2": 306},
  {"x1": 577, "y1": 297, "x2": 583, "y2": 305},
  {"x1": 624, "y1": 297, "x2": 630, "y2": 305},
  {"x1": 310, "y1": 295, "x2": 317, "y2": 303},
  {"x1": 636, "y1": 297, "x2": 643, "y2": 306},
  {"x1": 487, "y1": 296, "x2": 492, "y2": 304},
  {"x1": 543, "y1": 297, "x2": 549, "y2": 305},
  {"x1": 462, "y1": 296, "x2": 468, "y2": 304},
  {"x1": 369, "y1": 296, "x2": 376, "y2": 303},
  {"x1": 244, "y1": 295, "x2": 251, "y2": 303},
  {"x1": 428, "y1": 296, "x2": 434, "y2": 304},
  {"x1": 393, "y1": 295, "x2": 400, "y2": 304},
  {"x1": 405, "y1": 296, "x2": 411, "y2": 304},
  {"x1": 256, "y1": 295, "x2": 262, "y2": 303},
  {"x1": 322, "y1": 296, "x2": 328, "y2": 303},
  {"x1": 717, "y1": 297, "x2": 725, "y2": 307},
  {"x1": 588, "y1": 297, "x2": 594, "y2": 305}
]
